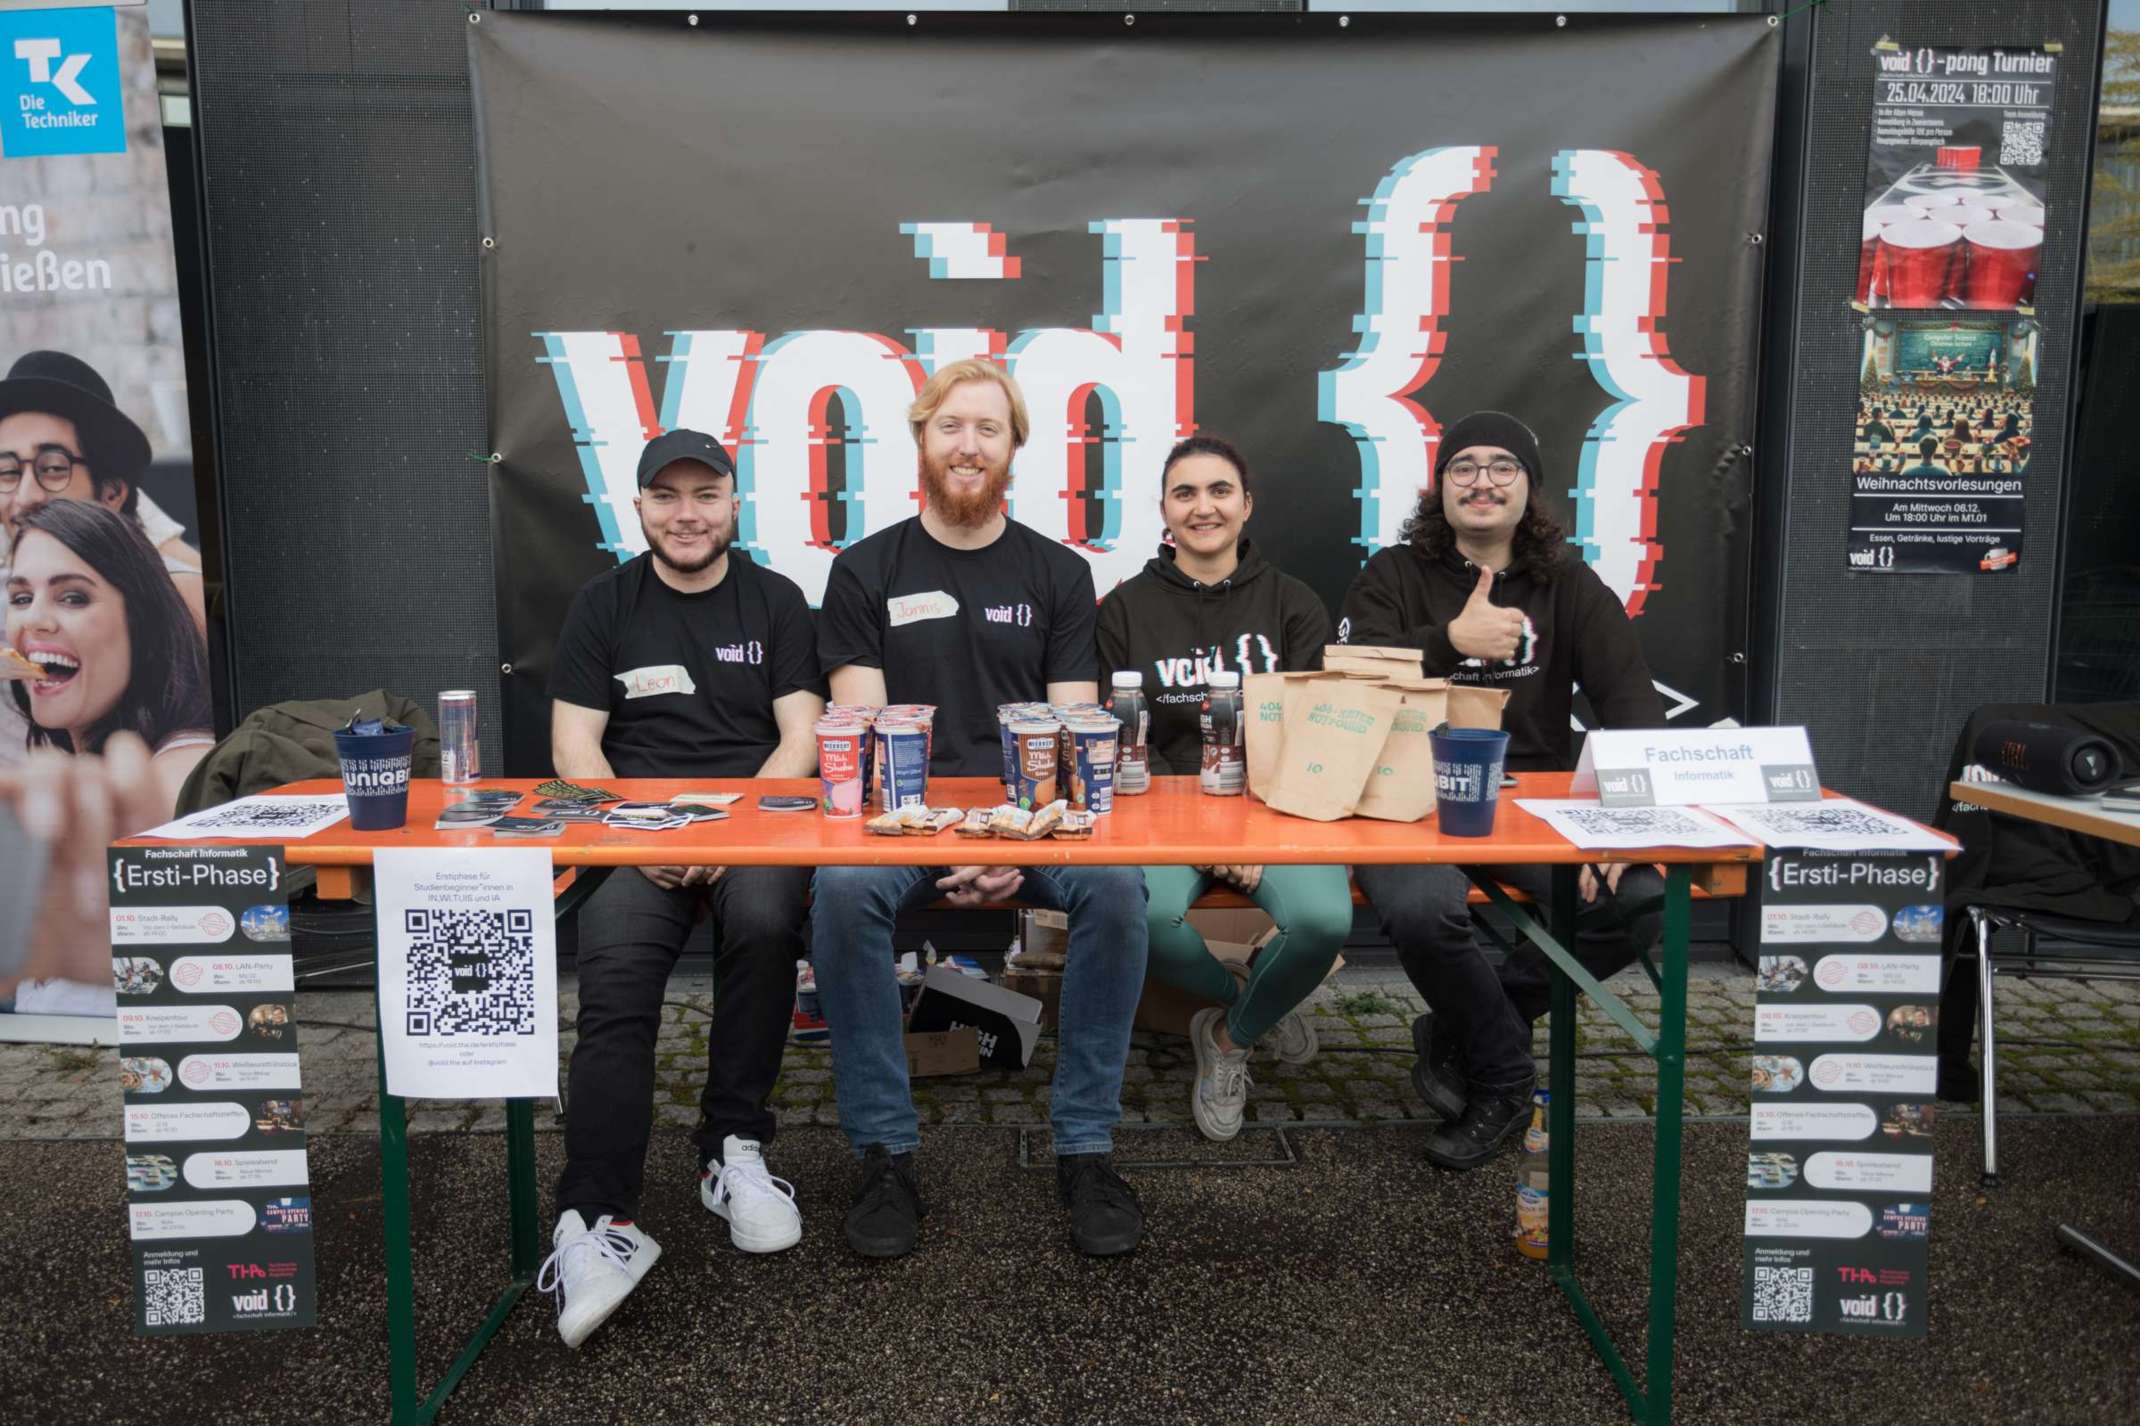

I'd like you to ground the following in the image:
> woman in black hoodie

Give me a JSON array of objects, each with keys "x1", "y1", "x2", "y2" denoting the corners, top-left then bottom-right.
[{"x1": 1095, "y1": 436, "x2": 1351, "y2": 1143}]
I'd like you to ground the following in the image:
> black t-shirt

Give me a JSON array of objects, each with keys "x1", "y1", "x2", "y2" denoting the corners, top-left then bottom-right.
[
  {"x1": 817, "y1": 516, "x2": 1098, "y2": 776},
  {"x1": 548, "y1": 552, "x2": 821, "y2": 777}
]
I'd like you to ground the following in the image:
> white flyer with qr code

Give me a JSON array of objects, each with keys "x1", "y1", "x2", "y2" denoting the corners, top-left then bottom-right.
[
  {"x1": 1515, "y1": 799, "x2": 1758, "y2": 851},
  {"x1": 137, "y1": 794, "x2": 351, "y2": 841},
  {"x1": 374, "y1": 848, "x2": 558, "y2": 1098},
  {"x1": 1699, "y1": 799, "x2": 1952, "y2": 853}
]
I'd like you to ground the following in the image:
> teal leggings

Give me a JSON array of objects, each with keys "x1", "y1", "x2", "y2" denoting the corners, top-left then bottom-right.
[{"x1": 1142, "y1": 864, "x2": 1354, "y2": 1046}]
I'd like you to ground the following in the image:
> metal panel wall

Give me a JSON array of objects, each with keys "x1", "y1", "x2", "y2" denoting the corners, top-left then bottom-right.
[
  {"x1": 1760, "y1": 0, "x2": 2106, "y2": 819},
  {"x1": 187, "y1": 0, "x2": 500, "y2": 751}
]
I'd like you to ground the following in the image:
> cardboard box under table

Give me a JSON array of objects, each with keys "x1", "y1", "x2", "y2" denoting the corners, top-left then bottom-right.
[{"x1": 148, "y1": 772, "x2": 1765, "y2": 1426}]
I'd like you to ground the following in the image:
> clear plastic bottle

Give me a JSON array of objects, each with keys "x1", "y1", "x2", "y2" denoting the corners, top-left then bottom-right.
[
  {"x1": 1108, "y1": 671, "x2": 1151, "y2": 795},
  {"x1": 1198, "y1": 671, "x2": 1245, "y2": 796},
  {"x1": 1513, "y1": 1088, "x2": 1550, "y2": 1260}
]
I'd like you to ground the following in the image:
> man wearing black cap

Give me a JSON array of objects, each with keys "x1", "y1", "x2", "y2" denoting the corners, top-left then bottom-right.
[
  {"x1": 0, "y1": 350, "x2": 202, "y2": 634},
  {"x1": 1339, "y1": 412, "x2": 1665, "y2": 1171},
  {"x1": 539, "y1": 430, "x2": 824, "y2": 1349}
]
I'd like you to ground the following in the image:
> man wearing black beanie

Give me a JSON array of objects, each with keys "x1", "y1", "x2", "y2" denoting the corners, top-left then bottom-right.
[{"x1": 1339, "y1": 411, "x2": 1666, "y2": 1171}]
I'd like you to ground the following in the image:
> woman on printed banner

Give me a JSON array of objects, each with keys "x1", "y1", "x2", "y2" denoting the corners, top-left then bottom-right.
[{"x1": 1095, "y1": 434, "x2": 1350, "y2": 1143}]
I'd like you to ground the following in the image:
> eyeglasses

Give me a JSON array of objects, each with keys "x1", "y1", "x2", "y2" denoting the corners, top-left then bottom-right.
[
  {"x1": 1445, "y1": 458, "x2": 1524, "y2": 488},
  {"x1": 0, "y1": 448, "x2": 85, "y2": 495}
]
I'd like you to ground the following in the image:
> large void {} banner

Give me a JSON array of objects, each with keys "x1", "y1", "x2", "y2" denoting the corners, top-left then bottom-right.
[{"x1": 472, "y1": 13, "x2": 1778, "y2": 774}]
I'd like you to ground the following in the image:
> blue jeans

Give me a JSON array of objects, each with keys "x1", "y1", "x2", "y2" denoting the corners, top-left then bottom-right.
[{"x1": 810, "y1": 864, "x2": 1149, "y2": 1158}]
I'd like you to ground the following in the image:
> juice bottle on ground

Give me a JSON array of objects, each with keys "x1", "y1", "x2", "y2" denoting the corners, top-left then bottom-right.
[{"x1": 1513, "y1": 1088, "x2": 1550, "y2": 1261}]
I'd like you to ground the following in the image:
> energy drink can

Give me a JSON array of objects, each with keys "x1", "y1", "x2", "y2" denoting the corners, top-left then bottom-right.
[{"x1": 439, "y1": 690, "x2": 480, "y2": 785}]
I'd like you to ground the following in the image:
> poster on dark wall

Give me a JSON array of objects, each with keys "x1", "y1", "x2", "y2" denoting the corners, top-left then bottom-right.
[
  {"x1": 1848, "y1": 316, "x2": 2034, "y2": 574},
  {"x1": 1857, "y1": 41, "x2": 2056, "y2": 313},
  {"x1": 471, "y1": 13, "x2": 1778, "y2": 774}
]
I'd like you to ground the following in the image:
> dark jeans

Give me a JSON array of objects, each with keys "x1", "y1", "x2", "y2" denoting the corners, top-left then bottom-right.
[
  {"x1": 1352, "y1": 862, "x2": 1664, "y2": 1092},
  {"x1": 554, "y1": 864, "x2": 810, "y2": 1222}
]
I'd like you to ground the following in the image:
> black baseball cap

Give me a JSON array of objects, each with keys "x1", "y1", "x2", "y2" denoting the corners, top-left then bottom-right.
[{"x1": 636, "y1": 428, "x2": 735, "y2": 487}]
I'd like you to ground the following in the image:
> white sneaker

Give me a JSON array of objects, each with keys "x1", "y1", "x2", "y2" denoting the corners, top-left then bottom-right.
[
  {"x1": 1190, "y1": 1006, "x2": 1253, "y2": 1142},
  {"x1": 700, "y1": 1134, "x2": 803, "y2": 1254},
  {"x1": 1224, "y1": 957, "x2": 1319, "y2": 1066},
  {"x1": 538, "y1": 1210, "x2": 660, "y2": 1350}
]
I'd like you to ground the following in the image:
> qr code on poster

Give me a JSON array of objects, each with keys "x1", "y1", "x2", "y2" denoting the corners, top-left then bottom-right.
[
  {"x1": 1751, "y1": 1265, "x2": 1814, "y2": 1324},
  {"x1": 143, "y1": 1266, "x2": 205, "y2": 1326},
  {"x1": 404, "y1": 908, "x2": 537, "y2": 1037},
  {"x1": 185, "y1": 798, "x2": 343, "y2": 831},
  {"x1": 1744, "y1": 806, "x2": 1900, "y2": 839},
  {"x1": 1559, "y1": 807, "x2": 1705, "y2": 837},
  {"x1": 2001, "y1": 119, "x2": 2046, "y2": 167}
]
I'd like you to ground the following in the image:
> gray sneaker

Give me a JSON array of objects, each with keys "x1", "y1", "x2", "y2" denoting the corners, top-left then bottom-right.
[
  {"x1": 1189, "y1": 1006, "x2": 1252, "y2": 1142},
  {"x1": 1223, "y1": 958, "x2": 1318, "y2": 1065}
]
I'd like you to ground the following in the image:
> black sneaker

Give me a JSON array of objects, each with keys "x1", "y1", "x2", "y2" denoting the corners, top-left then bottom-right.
[
  {"x1": 1409, "y1": 1013, "x2": 1467, "y2": 1122},
  {"x1": 845, "y1": 1145, "x2": 926, "y2": 1258},
  {"x1": 1423, "y1": 1081, "x2": 1534, "y2": 1172},
  {"x1": 1056, "y1": 1153, "x2": 1144, "y2": 1257}
]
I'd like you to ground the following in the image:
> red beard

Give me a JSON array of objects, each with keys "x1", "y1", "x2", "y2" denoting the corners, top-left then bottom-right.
[{"x1": 920, "y1": 451, "x2": 1013, "y2": 528}]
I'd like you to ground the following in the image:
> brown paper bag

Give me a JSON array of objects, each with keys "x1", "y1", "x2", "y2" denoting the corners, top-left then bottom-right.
[
  {"x1": 1353, "y1": 677, "x2": 1450, "y2": 822},
  {"x1": 1446, "y1": 684, "x2": 1511, "y2": 730},
  {"x1": 1321, "y1": 644, "x2": 1424, "y2": 679},
  {"x1": 1244, "y1": 671, "x2": 1321, "y2": 801},
  {"x1": 1265, "y1": 675, "x2": 1404, "y2": 822}
]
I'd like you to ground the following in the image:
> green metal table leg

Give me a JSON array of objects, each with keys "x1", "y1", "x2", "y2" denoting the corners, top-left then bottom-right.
[
  {"x1": 1641, "y1": 866, "x2": 1693, "y2": 1426},
  {"x1": 507, "y1": 1099, "x2": 541, "y2": 1277},
  {"x1": 1547, "y1": 865, "x2": 1579, "y2": 1271},
  {"x1": 375, "y1": 1000, "x2": 420, "y2": 1426}
]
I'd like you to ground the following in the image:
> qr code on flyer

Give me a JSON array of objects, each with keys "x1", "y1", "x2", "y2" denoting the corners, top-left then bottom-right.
[
  {"x1": 143, "y1": 1266, "x2": 205, "y2": 1326},
  {"x1": 1751, "y1": 1265, "x2": 1814, "y2": 1324},
  {"x1": 404, "y1": 908, "x2": 537, "y2": 1037},
  {"x1": 2000, "y1": 119, "x2": 2046, "y2": 167}
]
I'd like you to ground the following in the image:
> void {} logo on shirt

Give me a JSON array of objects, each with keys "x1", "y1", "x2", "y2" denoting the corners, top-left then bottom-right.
[
  {"x1": 616, "y1": 665, "x2": 698, "y2": 699},
  {"x1": 713, "y1": 641, "x2": 764, "y2": 666}
]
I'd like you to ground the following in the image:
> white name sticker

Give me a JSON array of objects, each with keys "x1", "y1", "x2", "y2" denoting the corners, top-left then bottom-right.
[
  {"x1": 614, "y1": 664, "x2": 697, "y2": 699},
  {"x1": 886, "y1": 590, "x2": 960, "y2": 627}
]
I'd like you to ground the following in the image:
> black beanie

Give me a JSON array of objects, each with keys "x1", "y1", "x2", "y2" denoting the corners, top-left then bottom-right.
[{"x1": 1436, "y1": 412, "x2": 1543, "y2": 481}]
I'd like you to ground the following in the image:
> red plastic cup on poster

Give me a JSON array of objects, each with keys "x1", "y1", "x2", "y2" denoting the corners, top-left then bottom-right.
[
  {"x1": 1961, "y1": 220, "x2": 2042, "y2": 308},
  {"x1": 1879, "y1": 220, "x2": 1962, "y2": 307},
  {"x1": 1935, "y1": 144, "x2": 1981, "y2": 170},
  {"x1": 1903, "y1": 192, "x2": 1961, "y2": 215},
  {"x1": 1856, "y1": 213, "x2": 1884, "y2": 304},
  {"x1": 1996, "y1": 202, "x2": 2046, "y2": 228},
  {"x1": 1948, "y1": 201, "x2": 2002, "y2": 231}
]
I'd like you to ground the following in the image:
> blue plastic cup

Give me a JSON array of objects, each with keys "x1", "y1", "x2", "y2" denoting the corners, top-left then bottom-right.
[
  {"x1": 1430, "y1": 725, "x2": 1510, "y2": 837},
  {"x1": 332, "y1": 725, "x2": 415, "y2": 831}
]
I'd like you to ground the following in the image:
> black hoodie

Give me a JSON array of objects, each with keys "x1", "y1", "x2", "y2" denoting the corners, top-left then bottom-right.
[
  {"x1": 1096, "y1": 539, "x2": 1332, "y2": 775},
  {"x1": 1337, "y1": 542, "x2": 1663, "y2": 773}
]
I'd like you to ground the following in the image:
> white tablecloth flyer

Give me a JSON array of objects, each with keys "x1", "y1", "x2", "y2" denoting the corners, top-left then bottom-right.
[
  {"x1": 1515, "y1": 799, "x2": 1759, "y2": 851},
  {"x1": 374, "y1": 848, "x2": 558, "y2": 1099},
  {"x1": 1699, "y1": 799, "x2": 1952, "y2": 853},
  {"x1": 138, "y1": 794, "x2": 351, "y2": 841}
]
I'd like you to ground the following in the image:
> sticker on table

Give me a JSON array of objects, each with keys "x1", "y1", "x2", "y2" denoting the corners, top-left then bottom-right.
[
  {"x1": 120, "y1": 1057, "x2": 173, "y2": 1094},
  {"x1": 1807, "y1": 1053, "x2": 1938, "y2": 1095},
  {"x1": 110, "y1": 905, "x2": 237, "y2": 947},
  {"x1": 1752, "y1": 1102, "x2": 1879, "y2": 1142},
  {"x1": 1750, "y1": 1055, "x2": 1805, "y2": 1093},
  {"x1": 177, "y1": 1053, "x2": 301, "y2": 1092},
  {"x1": 1756, "y1": 956, "x2": 1809, "y2": 993},
  {"x1": 1762, "y1": 904, "x2": 1889, "y2": 944},
  {"x1": 181, "y1": 1149, "x2": 309, "y2": 1191},
  {"x1": 125, "y1": 1101, "x2": 252, "y2": 1143},
  {"x1": 168, "y1": 954, "x2": 295, "y2": 995},
  {"x1": 1813, "y1": 954, "x2": 1942, "y2": 994},
  {"x1": 1745, "y1": 1200, "x2": 1874, "y2": 1239},
  {"x1": 1756, "y1": 1003, "x2": 1883, "y2": 1043},
  {"x1": 1879, "y1": 1102, "x2": 1935, "y2": 1140},
  {"x1": 1805, "y1": 1151, "x2": 1933, "y2": 1194},
  {"x1": 118, "y1": 1004, "x2": 244, "y2": 1046},
  {"x1": 1747, "y1": 1151, "x2": 1800, "y2": 1190},
  {"x1": 129, "y1": 1199, "x2": 257, "y2": 1241},
  {"x1": 113, "y1": 957, "x2": 165, "y2": 995}
]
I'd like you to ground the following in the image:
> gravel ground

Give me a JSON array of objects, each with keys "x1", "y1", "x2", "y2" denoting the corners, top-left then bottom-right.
[{"x1": 3, "y1": 1115, "x2": 2135, "y2": 1425}]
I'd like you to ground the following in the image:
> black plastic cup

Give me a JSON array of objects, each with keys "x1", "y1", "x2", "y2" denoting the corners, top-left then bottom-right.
[
  {"x1": 333, "y1": 726, "x2": 415, "y2": 831},
  {"x1": 1430, "y1": 725, "x2": 1511, "y2": 837}
]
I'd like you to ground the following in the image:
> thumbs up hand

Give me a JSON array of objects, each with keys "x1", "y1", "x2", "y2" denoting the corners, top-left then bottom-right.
[{"x1": 1447, "y1": 565, "x2": 1527, "y2": 661}]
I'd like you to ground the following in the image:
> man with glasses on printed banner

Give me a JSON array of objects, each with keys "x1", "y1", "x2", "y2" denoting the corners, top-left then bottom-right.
[
  {"x1": 812, "y1": 359, "x2": 1150, "y2": 1261},
  {"x1": 1338, "y1": 412, "x2": 1666, "y2": 1173},
  {"x1": 538, "y1": 430, "x2": 824, "y2": 1350},
  {"x1": 0, "y1": 350, "x2": 206, "y2": 769}
]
